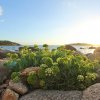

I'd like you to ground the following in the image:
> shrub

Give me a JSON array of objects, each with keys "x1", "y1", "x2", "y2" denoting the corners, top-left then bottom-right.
[
  {"x1": 4, "y1": 44, "x2": 99, "y2": 90},
  {"x1": 11, "y1": 72, "x2": 20, "y2": 82},
  {"x1": 27, "y1": 71, "x2": 38, "y2": 86},
  {"x1": 41, "y1": 57, "x2": 53, "y2": 67}
]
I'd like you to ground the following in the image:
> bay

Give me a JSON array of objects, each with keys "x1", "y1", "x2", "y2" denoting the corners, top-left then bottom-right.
[{"x1": 0, "y1": 45, "x2": 95, "y2": 54}]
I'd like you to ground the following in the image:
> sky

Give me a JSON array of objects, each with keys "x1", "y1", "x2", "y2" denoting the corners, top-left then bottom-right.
[{"x1": 0, "y1": 0, "x2": 100, "y2": 45}]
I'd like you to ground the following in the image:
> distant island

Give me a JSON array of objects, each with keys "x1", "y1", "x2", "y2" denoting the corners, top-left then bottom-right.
[
  {"x1": 69, "y1": 43, "x2": 94, "y2": 46},
  {"x1": 0, "y1": 40, "x2": 21, "y2": 46}
]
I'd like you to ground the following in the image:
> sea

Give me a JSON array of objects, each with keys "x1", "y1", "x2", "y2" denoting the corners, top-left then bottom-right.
[{"x1": 0, "y1": 45, "x2": 95, "y2": 54}]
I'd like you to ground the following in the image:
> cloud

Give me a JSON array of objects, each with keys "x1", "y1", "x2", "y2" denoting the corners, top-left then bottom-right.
[{"x1": 0, "y1": 6, "x2": 3, "y2": 16}]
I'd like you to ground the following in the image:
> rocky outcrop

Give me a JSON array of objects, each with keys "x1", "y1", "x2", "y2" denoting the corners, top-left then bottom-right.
[
  {"x1": 20, "y1": 67, "x2": 40, "y2": 89},
  {"x1": 19, "y1": 89, "x2": 82, "y2": 100},
  {"x1": 2, "y1": 89, "x2": 19, "y2": 100},
  {"x1": 85, "y1": 53, "x2": 95, "y2": 61},
  {"x1": 0, "y1": 60, "x2": 9, "y2": 84},
  {"x1": 93, "y1": 47, "x2": 100, "y2": 62},
  {"x1": 1, "y1": 83, "x2": 100, "y2": 100},
  {"x1": 89, "y1": 46, "x2": 96, "y2": 49},
  {"x1": 82, "y1": 83, "x2": 100, "y2": 100},
  {"x1": 9, "y1": 80, "x2": 28, "y2": 95},
  {"x1": 0, "y1": 50, "x2": 12, "y2": 59},
  {"x1": 20, "y1": 67, "x2": 40, "y2": 76},
  {"x1": 73, "y1": 50, "x2": 83, "y2": 56},
  {"x1": 94, "y1": 47, "x2": 100, "y2": 52},
  {"x1": 65, "y1": 45, "x2": 76, "y2": 51}
]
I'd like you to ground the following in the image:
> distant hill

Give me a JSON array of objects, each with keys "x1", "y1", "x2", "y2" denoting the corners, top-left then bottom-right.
[
  {"x1": 0, "y1": 40, "x2": 21, "y2": 46},
  {"x1": 69, "y1": 43, "x2": 93, "y2": 46}
]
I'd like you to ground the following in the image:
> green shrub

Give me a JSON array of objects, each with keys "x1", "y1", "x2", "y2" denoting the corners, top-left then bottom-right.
[
  {"x1": 4, "y1": 44, "x2": 99, "y2": 90},
  {"x1": 11, "y1": 72, "x2": 20, "y2": 82},
  {"x1": 27, "y1": 71, "x2": 38, "y2": 86},
  {"x1": 41, "y1": 57, "x2": 53, "y2": 67}
]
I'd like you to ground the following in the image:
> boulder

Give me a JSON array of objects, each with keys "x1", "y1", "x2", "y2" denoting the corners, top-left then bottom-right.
[
  {"x1": 9, "y1": 80, "x2": 28, "y2": 95},
  {"x1": 65, "y1": 45, "x2": 76, "y2": 51},
  {"x1": 94, "y1": 47, "x2": 100, "y2": 52},
  {"x1": 2, "y1": 89, "x2": 19, "y2": 100},
  {"x1": 0, "y1": 84, "x2": 8, "y2": 89},
  {"x1": 19, "y1": 89, "x2": 82, "y2": 100},
  {"x1": 73, "y1": 50, "x2": 83, "y2": 56},
  {"x1": 93, "y1": 47, "x2": 100, "y2": 61},
  {"x1": 89, "y1": 46, "x2": 96, "y2": 49},
  {"x1": 0, "y1": 50, "x2": 12, "y2": 59},
  {"x1": 82, "y1": 83, "x2": 100, "y2": 100},
  {"x1": 94, "y1": 52, "x2": 100, "y2": 61},
  {"x1": 0, "y1": 60, "x2": 9, "y2": 84},
  {"x1": 0, "y1": 82, "x2": 9, "y2": 97},
  {"x1": 20, "y1": 67, "x2": 40, "y2": 76},
  {"x1": 20, "y1": 67, "x2": 40, "y2": 88},
  {"x1": 85, "y1": 53, "x2": 95, "y2": 61}
]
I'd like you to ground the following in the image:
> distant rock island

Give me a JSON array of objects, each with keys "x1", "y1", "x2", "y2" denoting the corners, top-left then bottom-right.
[
  {"x1": 69, "y1": 43, "x2": 94, "y2": 46},
  {"x1": 0, "y1": 40, "x2": 21, "y2": 46}
]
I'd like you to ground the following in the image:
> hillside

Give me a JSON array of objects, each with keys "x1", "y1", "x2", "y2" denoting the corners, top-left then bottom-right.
[
  {"x1": 69, "y1": 43, "x2": 94, "y2": 46},
  {"x1": 0, "y1": 40, "x2": 21, "y2": 46}
]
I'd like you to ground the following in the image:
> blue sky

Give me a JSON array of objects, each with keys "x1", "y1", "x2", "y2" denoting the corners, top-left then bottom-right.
[{"x1": 0, "y1": 0, "x2": 100, "y2": 45}]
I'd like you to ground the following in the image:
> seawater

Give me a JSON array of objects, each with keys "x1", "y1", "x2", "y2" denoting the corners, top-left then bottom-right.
[{"x1": 0, "y1": 45, "x2": 95, "y2": 54}]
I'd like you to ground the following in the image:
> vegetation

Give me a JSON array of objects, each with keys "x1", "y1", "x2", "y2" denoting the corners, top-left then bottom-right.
[
  {"x1": 4, "y1": 44, "x2": 99, "y2": 90},
  {"x1": 11, "y1": 72, "x2": 20, "y2": 82},
  {"x1": 0, "y1": 40, "x2": 21, "y2": 46}
]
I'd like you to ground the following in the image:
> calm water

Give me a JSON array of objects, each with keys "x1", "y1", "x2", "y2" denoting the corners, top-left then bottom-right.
[{"x1": 0, "y1": 45, "x2": 95, "y2": 54}]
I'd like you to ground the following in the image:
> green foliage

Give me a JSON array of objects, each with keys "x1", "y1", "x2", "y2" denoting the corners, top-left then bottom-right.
[
  {"x1": 4, "y1": 44, "x2": 99, "y2": 90},
  {"x1": 43, "y1": 44, "x2": 48, "y2": 48},
  {"x1": 11, "y1": 72, "x2": 20, "y2": 82},
  {"x1": 27, "y1": 71, "x2": 38, "y2": 86},
  {"x1": 42, "y1": 57, "x2": 53, "y2": 67}
]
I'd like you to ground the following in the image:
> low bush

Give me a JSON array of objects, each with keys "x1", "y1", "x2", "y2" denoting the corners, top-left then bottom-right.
[{"x1": 4, "y1": 45, "x2": 99, "y2": 90}]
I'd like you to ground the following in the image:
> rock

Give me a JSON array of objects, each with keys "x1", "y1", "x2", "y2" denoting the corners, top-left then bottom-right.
[
  {"x1": 19, "y1": 89, "x2": 82, "y2": 100},
  {"x1": 0, "y1": 50, "x2": 12, "y2": 59},
  {"x1": 94, "y1": 52, "x2": 100, "y2": 61},
  {"x1": 73, "y1": 50, "x2": 83, "y2": 56},
  {"x1": 65, "y1": 45, "x2": 76, "y2": 51},
  {"x1": 0, "y1": 60, "x2": 9, "y2": 84},
  {"x1": 89, "y1": 46, "x2": 96, "y2": 49},
  {"x1": 94, "y1": 47, "x2": 100, "y2": 52},
  {"x1": 82, "y1": 83, "x2": 100, "y2": 100},
  {"x1": 20, "y1": 67, "x2": 40, "y2": 76},
  {"x1": 93, "y1": 47, "x2": 100, "y2": 62},
  {"x1": 9, "y1": 80, "x2": 28, "y2": 95},
  {"x1": 2, "y1": 89, "x2": 19, "y2": 100},
  {"x1": 95, "y1": 68, "x2": 100, "y2": 82},
  {"x1": 20, "y1": 67, "x2": 40, "y2": 89},
  {"x1": 85, "y1": 53, "x2": 95, "y2": 61},
  {"x1": 80, "y1": 47, "x2": 85, "y2": 49},
  {"x1": 0, "y1": 84, "x2": 8, "y2": 89}
]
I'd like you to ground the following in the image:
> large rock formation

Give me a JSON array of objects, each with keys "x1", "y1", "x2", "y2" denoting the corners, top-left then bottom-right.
[
  {"x1": 65, "y1": 45, "x2": 76, "y2": 51},
  {"x1": 20, "y1": 67, "x2": 40, "y2": 76},
  {"x1": 82, "y1": 83, "x2": 100, "y2": 100},
  {"x1": 9, "y1": 80, "x2": 28, "y2": 95},
  {"x1": 2, "y1": 89, "x2": 19, "y2": 100},
  {"x1": 0, "y1": 59, "x2": 9, "y2": 84},
  {"x1": 85, "y1": 53, "x2": 95, "y2": 61},
  {"x1": 0, "y1": 50, "x2": 12, "y2": 59},
  {"x1": 19, "y1": 90, "x2": 82, "y2": 100},
  {"x1": 93, "y1": 47, "x2": 100, "y2": 61}
]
